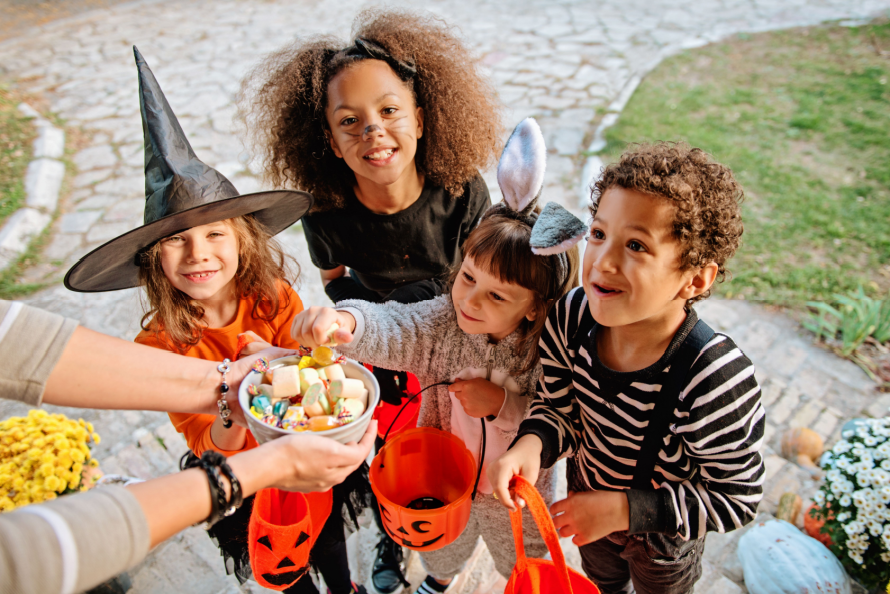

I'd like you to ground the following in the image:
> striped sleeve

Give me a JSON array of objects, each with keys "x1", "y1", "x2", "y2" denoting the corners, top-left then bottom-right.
[
  {"x1": 653, "y1": 335, "x2": 765, "y2": 540},
  {"x1": 516, "y1": 289, "x2": 586, "y2": 468}
]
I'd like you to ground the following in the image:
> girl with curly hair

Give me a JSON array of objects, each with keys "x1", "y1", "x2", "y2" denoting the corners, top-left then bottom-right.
[{"x1": 241, "y1": 9, "x2": 503, "y2": 592}]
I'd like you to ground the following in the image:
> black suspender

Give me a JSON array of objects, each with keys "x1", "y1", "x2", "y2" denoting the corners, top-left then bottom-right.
[{"x1": 630, "y1": 319, "x2": 715, "y2": 490}]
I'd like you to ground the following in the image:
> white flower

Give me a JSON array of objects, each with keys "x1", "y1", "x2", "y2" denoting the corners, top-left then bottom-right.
[
  {"x1": 837, "y1": 457, "x2": 851, "y2": 470},
  {"x1": 882, "y1": 459, "x2": 890, "y2": 472},
  {"x1": 834, "y1": 441, "x2": 852, "y2": 455},
  {"x1": 826, "y1": 469, "x2": 841, "y2": 483},
  {"x1": 838, "y1": 511, "x2": 851, "y2": 522},
  {"x1": 882, "y1": 551, "x2": 890, "y2": 562},
  {"x1": 840, "y1": 494, "x2": 852, "y2": 507},
  {"x1": 845, "y1": 521, "x2": 864, "y2": 536},
  {"x1": 865, "y1": 436, "x2": 878, "y2": 447},
  {"x1": 814, "y1": 491, "x2": 826, "y2": 505},
  {"x1": 843, "y1": 430, "x2": 855, "y2": 439},
  {"x1": 869, "y1": 520, "x2": 884, "y2": 536}
]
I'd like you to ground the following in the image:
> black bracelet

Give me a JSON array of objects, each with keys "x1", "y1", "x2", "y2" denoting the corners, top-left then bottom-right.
[
  {"x1": 205, "y1": 450, "x2": 243, "y2": 517},
  {"x1": 185, "y1": 451, "x2": 236, "y2": 528}
]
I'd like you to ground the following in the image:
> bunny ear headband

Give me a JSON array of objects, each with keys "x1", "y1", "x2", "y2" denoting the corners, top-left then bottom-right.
[{"x1": 496, "y1": 118, "x2": 587, "y2": 279}]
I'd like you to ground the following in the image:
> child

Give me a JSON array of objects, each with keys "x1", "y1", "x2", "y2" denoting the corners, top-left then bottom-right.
[
  {"x1": 241, "y1": 10, "x2": 503, "y2": 591},
  {"x1": 488, "y1": 142, "x2": 766, "y2": 594},
  {"x1": 291, "y1": 120, "x2": 587, "y2": 592},
  {"x1": 64, "y1": 49, "x2": 363, "y2": 594}
]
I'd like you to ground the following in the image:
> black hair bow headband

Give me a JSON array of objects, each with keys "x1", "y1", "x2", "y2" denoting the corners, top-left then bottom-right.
[{"x1": 345, "y1": 37, "x2": 417, "y2": 81}]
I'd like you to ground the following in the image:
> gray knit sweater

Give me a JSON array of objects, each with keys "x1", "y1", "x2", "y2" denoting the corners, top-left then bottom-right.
[{"x1": 338, "y1": 295, "x2": 555, "y2": 498}]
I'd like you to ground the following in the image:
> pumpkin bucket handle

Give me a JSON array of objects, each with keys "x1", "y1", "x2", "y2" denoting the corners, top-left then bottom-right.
[{"x1": 379, "y1": 380, "x2": 485, "y2": 501}]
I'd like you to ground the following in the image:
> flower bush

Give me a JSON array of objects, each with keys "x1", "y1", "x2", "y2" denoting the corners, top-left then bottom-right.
[
  {"x1": 811, "y1": 417, "x2": 890, "y2": 590},
  {"x1": 0, "y1": 410, "x2": 100, "y2": 511}
]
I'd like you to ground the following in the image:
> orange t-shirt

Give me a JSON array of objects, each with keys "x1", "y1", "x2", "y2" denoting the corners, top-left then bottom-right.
[{"x1": 135, "y1": 283, "x2": 304, "y2": 457}]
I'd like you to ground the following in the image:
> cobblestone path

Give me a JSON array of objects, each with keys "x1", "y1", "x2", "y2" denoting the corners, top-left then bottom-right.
[{"x1": 1, "y1": 0, "x2": 888, "y2": 591}]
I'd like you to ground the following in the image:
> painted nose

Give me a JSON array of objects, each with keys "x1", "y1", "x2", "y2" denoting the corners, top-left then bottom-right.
[{"x1": 362, "y1": 123, "x2": 383, "y2": 141}]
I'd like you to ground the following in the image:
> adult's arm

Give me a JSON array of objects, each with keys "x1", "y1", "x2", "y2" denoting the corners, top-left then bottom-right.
[
  {"x1": 0, "y1": 301, "x2": 291, "y2": 421},
  {"x1": 0, "y1": 421, "x2": 376, "y2": 594}
]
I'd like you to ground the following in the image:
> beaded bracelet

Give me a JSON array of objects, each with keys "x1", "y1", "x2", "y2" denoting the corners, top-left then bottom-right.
[{"x1": 217, "y1": 358, "x2": 232, "y2": 429}]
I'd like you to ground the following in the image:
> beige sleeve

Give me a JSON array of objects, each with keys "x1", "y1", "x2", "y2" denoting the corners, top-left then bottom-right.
[
  {"x1": 0, "y1": 300, "x2": 78, "y2": 406},
  {"x1": 0, "y1": 485, "x2": 151, "y2": 594}
]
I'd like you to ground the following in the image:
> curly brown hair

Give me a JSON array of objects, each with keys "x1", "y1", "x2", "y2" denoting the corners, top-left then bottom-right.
[
  {"x1": 138, "y1": 215, "x2": 298, "y2": 353},
  {"x1": 238, "y1": 8, "x2": 503, "y2": 211},
  {"x1": 451, "y1": 205, "x2": 580, "y2": 372},
  {"x1": 592, "y1": 142, "x2": 744, "y2": 303}
]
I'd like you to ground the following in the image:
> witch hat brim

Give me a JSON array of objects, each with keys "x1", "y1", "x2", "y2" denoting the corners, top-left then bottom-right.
[
  {"x1": 64, "y1": 189, "x2": 312, "y2": 292},
  {"x1": 64, "y1": 46, "x2": 313, "y2": 293}
]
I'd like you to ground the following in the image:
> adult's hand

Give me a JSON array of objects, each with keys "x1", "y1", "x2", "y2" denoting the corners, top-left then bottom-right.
[{"x1": 249, "y1": 419, "x2": 377, "y2": 492}]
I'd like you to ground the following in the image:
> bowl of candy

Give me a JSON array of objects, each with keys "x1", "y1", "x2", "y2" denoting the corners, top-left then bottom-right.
[{"x1": 239, "y1": 347, "x2": 380, "y2": 445}]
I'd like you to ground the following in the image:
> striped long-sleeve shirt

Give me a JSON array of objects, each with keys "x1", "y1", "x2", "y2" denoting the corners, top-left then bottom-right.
[{"x1": 517, "y1": 288, "x2": 765, "y2": 541}]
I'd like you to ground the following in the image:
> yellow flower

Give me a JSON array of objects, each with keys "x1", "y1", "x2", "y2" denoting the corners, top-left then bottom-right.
[
  {"x1": 42, "y1": 492, "x2": 56, "y2": 501},
  {"x1": 71, "y1": 462, "x2": 82, "y2": 475},
  {"x1": 43, "y1": 476, "x2": 60, "y2": 491},
  {"x1": 57, "y1": 479, "x2": 67, "y2": 493},
  {"x1": 40, "y1": 453, "x2": 54, "y2": 465},
  {"x1": 26, "y1": 449, "x2": 42, "y2": 461},
  {"x1": 89, "y1": 459, "x2": 99, "y2": 468},
  {"x1": 70, "y1": 449, "x2": 85, "y2": 464},
  {"x1": 0, "y1": 497, "x2": 14, "y2": 511},
  {"x1": 12, "y1": 477, "x2": 24, "y2": 490},
  {"x1": 68, "y1": 474, "x2": 80, "y2": 489},
  {"x1": 56, "y1": 452, "x2": 72, "y2": 469},
  {"x1": 91, "y1": 434, "x2": 101, "y2": 445},
  {"x1": 39, "y1": 464, "x2": 54, "y2": 477}
]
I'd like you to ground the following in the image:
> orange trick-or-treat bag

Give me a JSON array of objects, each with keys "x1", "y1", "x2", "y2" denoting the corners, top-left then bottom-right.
[
  {"x1": 248, "y1": 487, "x2": 333, "y2": 590},
  {"x1": 505, "y1": 476, "x2": 600, "y2": 594}
]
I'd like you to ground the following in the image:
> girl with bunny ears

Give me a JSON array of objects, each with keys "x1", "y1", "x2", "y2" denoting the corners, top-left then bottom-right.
[{"x1": 290, "y1": 119, "x2": 586, "y2": 590}]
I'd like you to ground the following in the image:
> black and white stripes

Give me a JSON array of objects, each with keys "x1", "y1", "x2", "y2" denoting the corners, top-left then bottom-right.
[{"x1": 518, "y1": 288, "x2": 765, "y2": 540}]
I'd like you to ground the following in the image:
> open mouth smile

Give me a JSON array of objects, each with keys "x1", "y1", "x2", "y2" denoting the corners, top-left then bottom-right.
[
  {"x1": 363, "y1": 147, "x2": 397, "y2": 164},
  {"x1": 183, "y1": 271, "x2": 218, "y2": 283}
]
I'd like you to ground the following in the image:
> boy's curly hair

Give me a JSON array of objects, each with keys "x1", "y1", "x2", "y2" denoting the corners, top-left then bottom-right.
[
  {"x1": 592, "y1": 142, "x2": 744, "y2": 303},
  {"x1": 239, "y1": 9, "x2": 503, "y2": 212}
]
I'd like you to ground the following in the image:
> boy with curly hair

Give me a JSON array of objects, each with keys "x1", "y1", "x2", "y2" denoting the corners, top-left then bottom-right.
[{"x1": 489, "y1": 142, "x2": 765, "y2": 594}]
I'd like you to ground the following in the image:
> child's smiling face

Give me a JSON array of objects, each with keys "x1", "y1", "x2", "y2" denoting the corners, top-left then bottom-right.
[
  {"x1": 451, "y1": 255, "x2": 536, "y2": 342},
  {"x1": 325, "y1": 60, "x2": 423, "y2": 189},
  {"x1": 583, "y1": 187, "x2": 708, "y2": 329},
  {"x1": 159, "y1": 221, "x2": 239, "y2": 304}
]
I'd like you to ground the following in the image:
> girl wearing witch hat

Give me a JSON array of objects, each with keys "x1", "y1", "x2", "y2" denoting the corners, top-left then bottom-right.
[{"x1": 65, "y1": 48, "x2": 365, "y2": 594}]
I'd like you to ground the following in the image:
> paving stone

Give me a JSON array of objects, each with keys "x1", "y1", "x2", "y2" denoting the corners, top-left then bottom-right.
[
  {"x1": 87, "y1": 221, "x2": 135, "y2": 243},
  {"x1": 767, "y1": 386, "x2": 801, "y2": 425},
  {"x1": 43, "y1": 233, "x2": 82, "y2": 261},
  {"x1": 73, "y1": 144, "x2": 118, "y2": 171},
  {"x1": 72, "y1": 168, "x2": 113, "y2": 188},
  {"x1": 787, "y1": 367, "x2": 833, "y2": 401},
  {"x1": 32, "y1": 125, "x2": 65, "y2": 159},
  {"x1": 59, "y1": 210, "x2": 102, "y2": 233},
  {"x1": 789, "y1": 399, "x2": 823, "y2": 428},
  {"x1": 24, "y1": 158, "x2": 66, "y2": 211}
]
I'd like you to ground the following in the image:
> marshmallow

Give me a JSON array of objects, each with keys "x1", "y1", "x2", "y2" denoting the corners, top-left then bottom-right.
[
  {"x1": 334, "y1": 397, "x2": 365, "y2": 424},
  {"x1": 329, "y1": 378, "x2": 368, "y2": 406},
  {"x1": 318, "y1": 364, "x2": 345, "y2": 382},
  {"x1": 271, "y1": 365, "x2": 300, "y2": 398},
  {"x1": 302, "y1": 382, "x2": 331, "y2": 417},
  {"x1": 299, "y1": 368, "x2": 320, "y2": 394}
]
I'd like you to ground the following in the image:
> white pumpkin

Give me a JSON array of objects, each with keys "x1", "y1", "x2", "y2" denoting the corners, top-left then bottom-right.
[{"x1": 737, "y1": 519, "x2": 850, "y2": 594}]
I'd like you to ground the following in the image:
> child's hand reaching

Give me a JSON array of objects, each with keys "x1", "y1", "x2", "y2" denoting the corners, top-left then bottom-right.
[
  {"x1": 487, "y1": 434, "x2": 543, "y2": 511},
  {"x1": 290, "y1": 306, "x2": 356, "y2": 348},
  {"x1": 448, "y1": 378, "x2": 505, "y2": 418},
  {"x1": 550, "y1": 490, "x2": 630, "y2": 546}
]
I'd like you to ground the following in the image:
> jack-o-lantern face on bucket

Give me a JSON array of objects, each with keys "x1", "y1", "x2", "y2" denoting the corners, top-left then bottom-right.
[
  {"x1": 252, "y1": 529, "x2": 312, "y2": 587},
  {"x1": 248, "y1": 488, "x2": 333, "y2": 591},
  {"x1": 370, "y1": 428, "x2": 477, "y2": 552},
  {"x1": 379, "y1": 502, "x2": 448, "y2": 549}
]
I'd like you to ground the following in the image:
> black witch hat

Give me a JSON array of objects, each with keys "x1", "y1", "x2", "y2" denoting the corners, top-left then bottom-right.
[{"x1": 64, "y1": 47, "x2": 312, "y2": 293}]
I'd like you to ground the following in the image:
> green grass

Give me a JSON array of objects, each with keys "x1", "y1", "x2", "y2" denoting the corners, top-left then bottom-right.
[
  {"x1": 600, "y1": 21, "x2": 890, "y2": 306},
  {"x1": 0, "y1": 85, "x2": 35, "y2": 230}
]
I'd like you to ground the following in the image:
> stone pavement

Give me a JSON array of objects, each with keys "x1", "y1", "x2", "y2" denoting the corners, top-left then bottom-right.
[{"x1": 1, "y1": 0, "x2": 889, "y2": 591}]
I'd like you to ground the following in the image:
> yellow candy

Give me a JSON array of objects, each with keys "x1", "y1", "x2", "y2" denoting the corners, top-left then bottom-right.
[
  {"x1": 311, "y1": 347, "x2": 335, "y2": 367},
  {"x1": 297, "y1": 356, "x2": 315, "y2": 370}
]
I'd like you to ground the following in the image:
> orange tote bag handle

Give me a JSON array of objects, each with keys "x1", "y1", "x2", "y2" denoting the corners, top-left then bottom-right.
[
  {"x1": 506, "y1": 475, "x2": 600, "y2": 594},
  {"x1": 510, "y1": 475, "x2": 574, "y2": 591}
]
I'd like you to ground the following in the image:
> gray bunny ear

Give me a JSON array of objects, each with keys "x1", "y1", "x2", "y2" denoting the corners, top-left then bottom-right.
[
  {"x1": 497, "y1": 118, "x2": 546, "y2": 214},
  {"x1": 530, "y1": 202, "x2": 587, "y2": 255}
]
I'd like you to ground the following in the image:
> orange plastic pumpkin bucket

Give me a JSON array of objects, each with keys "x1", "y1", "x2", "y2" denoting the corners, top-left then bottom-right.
[{"x1": 369, "y1": 427, "x2": 476, "y2": 551}]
